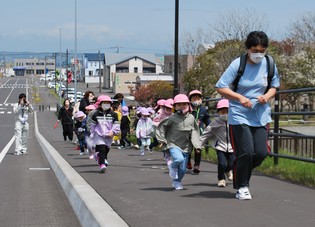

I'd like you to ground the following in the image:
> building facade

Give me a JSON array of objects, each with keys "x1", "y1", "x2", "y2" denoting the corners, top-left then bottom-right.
[
  {"x1": 14, "y1": 58, "x2": 55, "y2": 76},
  {"x1": 163, "y1": 54, "x2": 195, "y2": 93}
]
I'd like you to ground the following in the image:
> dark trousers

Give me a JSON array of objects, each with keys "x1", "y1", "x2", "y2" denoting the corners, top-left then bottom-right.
[
  {"x1": 120, "y1": 129, "x2": 131, "y2": 146},
  {"x1": 229, "y1": 124, "x2": 269, "y2": 189},
  {"x1": 95, "y1": 145, "x2": 110, "y2": 165},
  {"x1": 149, "y1": 137, "x2": 159, "y2": 150},
  {"x1": 78, "y1": 138, "x2": 87, "y2": 153},
  {"x1": 216, "y1": 150, "x2": 235, "y2": 180},
  {"x1": 62, "y1": 123, "x2": 73, "y2": 141},
  {"x1": 187, "y1": 149, "x2": 201, "y2": 167}
]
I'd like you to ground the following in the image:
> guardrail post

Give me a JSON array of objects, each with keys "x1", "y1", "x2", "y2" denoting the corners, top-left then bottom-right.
[{"x1": 273, "y1": 90, "x2": 280, "y2": 165}]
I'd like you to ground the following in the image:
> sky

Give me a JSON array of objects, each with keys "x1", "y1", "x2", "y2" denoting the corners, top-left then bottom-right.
[{"x1": 0, "y1": 0, "x2": 314, "y2": 55}]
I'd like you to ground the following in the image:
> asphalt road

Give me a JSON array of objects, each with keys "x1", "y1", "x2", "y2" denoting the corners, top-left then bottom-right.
[{"x1": 0, "y1": 77, "x2": 80, "y2": 227}]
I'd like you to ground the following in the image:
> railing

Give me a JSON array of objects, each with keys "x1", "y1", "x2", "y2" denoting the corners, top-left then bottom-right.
[
  {"x1": 203, "y1": 87, "x2": 315, "y2": 165},
  {"x1": 271, "y1": 87, "x2": 315, "y2": 164}
]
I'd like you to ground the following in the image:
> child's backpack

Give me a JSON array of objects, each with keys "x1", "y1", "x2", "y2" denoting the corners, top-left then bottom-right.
[{"x1": 232, "y1": 53, "x2": 275, "y2": 94}]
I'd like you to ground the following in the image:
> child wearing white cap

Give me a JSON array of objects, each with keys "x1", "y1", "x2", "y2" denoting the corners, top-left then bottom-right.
[
  {"x1": 136, "y1": 108, "x2": 153, "y2": 156},
  {"x1": 74, "y1": 111, "x2": 87, "y2": 155}
]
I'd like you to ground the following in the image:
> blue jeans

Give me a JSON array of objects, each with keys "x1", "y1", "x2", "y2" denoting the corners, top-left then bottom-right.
[{"x1": 169, "y1": 147, "x2": 188, "y2": 182}]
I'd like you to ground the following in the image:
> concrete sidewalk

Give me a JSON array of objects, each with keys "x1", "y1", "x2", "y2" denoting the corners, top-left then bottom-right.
[
  {"x1": 33, "y1": 79, "x2": 315, "y2": 227},
  {"x1": 35, "y1": 110, "x2": 315, "y2": 227}
]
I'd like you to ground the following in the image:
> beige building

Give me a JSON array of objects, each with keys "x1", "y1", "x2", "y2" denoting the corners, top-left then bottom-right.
[
  {"x1": 163, "y1": 54, "x2": 196, "y2": 93},
  {"x1": 14, "y1": 58, "x2": 55, "y2": 76}
]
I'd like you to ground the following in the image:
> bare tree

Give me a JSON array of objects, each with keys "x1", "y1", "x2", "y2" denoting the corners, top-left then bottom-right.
[
  {"x1": 211, "y1": 8, "x2": 269, "y2": 42},
  {"x1": 288, "y1": 12, "x2": 315, "y2": 48},
  {"x1": 179, "y1": 28, "x2": 210, "y2": 55}
]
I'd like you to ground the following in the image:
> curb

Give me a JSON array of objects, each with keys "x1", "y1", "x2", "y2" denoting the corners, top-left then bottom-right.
[{"x1": 34, "y1": 112, "x2": 129, "y2": 227}]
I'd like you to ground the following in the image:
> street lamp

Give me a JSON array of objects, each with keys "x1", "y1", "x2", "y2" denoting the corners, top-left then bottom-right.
[
  {"x1": 74, "y1": 0, "x2": 78, "y2": 103},
  {"x1": 59, "y1": 27, "x2": 62, "y2": 106}
]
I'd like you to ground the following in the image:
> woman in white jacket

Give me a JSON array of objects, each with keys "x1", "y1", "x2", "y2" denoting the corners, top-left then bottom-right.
[{"x1": 13, "y1": 93, "x2": 34, "y2": 155}]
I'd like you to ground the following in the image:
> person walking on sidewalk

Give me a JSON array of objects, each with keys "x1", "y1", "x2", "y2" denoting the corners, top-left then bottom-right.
[
  {"x1": 156, "y1": 94, "x2": 201, "y2": 190},
  {"x1": 199, "y1": 99, "x2": 235, "y2": 187},
  {"x1": 79, "y1": 90, "x2": 95, "y2": 112},
  {"x1": 13, "y1": 93, "x2": 34, "y2": 155},
  {"x1": 89, "y1": 95, "x2": 121, "y2": 173},
  {"x1": 136, "y1": 108, "x2": 153, "y2": 156},
  {"x1": 57, "y1": 99, "x2": 74, "y2": 142},
  {"x1": 74, "y1": 111, "x2": 88, "y2": 156},
  {"x1": 216, "y1": 31, "x2": 280, "y2": 200},
  {"x1": 187, "y1": 90, "x2": 211, "y2": 174},
  {"x1": 118, "y1": 106, "x2": 133, "y2": 149}
]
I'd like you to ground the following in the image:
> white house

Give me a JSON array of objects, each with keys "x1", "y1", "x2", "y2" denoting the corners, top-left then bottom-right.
[{"x1": 83, "y1": 53, "x2": 105, "y2": 83}]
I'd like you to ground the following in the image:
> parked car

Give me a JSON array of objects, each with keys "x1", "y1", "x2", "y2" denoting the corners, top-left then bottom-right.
[
  {"x1": 48, "y1": 81, "x2": 65, "y2": 89},
  {"x1": 40, "y1": 75, "x2": 54, "y2": 81}
]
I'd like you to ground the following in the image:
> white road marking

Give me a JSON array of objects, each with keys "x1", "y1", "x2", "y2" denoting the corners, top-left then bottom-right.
[
  {"x1": 29, "y1": 167, "x2": 51, "y2": 171},
  {"x1": 0, "y1": 136, "x2": 15, "y2": 163}
]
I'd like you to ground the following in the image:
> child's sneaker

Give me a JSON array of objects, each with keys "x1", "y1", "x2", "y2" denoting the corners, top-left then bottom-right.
[
  {"x1": 217, "y1": 179, "x2": 226, "y2": 187},
  {"x1": 236, "y1": 187, "x2": 252, "y2": 200},
  {"x1": 104, "y1": 159, "x2": 109, "y2": 167},
  {"x1": 100, "y1": 164, "x2": 107, "y2": 173},
  {"x1": 126, "y1": 143, "x2": 133, "y2": 149},
  {"x1": 89, "y1": 154, "x2": 94, "y2": 160},
  {"x1": 225, "y1": 170, "x2": 233, "y2": 181},
  {"x1": 193, "y1": 165, "x2": 200, "y2": 174},
  {"x1": 140, "y1": 151, "x2": 144, "y2": 156},
  {"x1": 172, "y1": 181, "x2": 183, "y2": 190},
  {"x1": 118, "y1": 145, "x2": 125, "y2": 150},
  {"x1": 79, "y1": 152, "x2": 84, "y2": 156},
  {"x1": 134, "y1": 144, "x2": 140, "y2": 149}
]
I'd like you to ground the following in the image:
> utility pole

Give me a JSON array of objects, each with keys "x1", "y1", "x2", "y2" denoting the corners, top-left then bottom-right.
[
  {"x1": 54, "y1": 53, "x2": 57, "y2": 94},
  {"x1": 66, "y1": 49, "x2": 69, "y2": 95},
  {"x1": 44, "y1": 56, "x2": 47, "y2": 86},
  {"x1": 98, "y1": 50, "x2": 101, "y2": 93},
  {"x1": 74, "y1": 0, "x2": 78, "y2": 103},
  {"x1": 173, "y1": 0, "x2": 179, "y2": 96}
]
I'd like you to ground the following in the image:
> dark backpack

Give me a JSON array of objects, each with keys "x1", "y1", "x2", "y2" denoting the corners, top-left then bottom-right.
[{"x1": 232, "y1": 53, "x2": 275, "y2": 94}]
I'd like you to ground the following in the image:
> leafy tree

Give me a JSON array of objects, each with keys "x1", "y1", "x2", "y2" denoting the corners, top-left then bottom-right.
[
  {"x1": 183, "y1": 39, "x2": 243, "y2": 98},
  {"x1": 133, "y1": 81, "x2": 173, "y2": 106}
]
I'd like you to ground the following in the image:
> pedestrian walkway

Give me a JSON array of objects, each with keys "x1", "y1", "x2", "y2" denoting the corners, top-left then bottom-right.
[
  {"x1": 32, "y1": 80, "x2": 315, "y2": 227},
  {"x1": 35, "y1": 110, "x2": 315, "y2": 227}
]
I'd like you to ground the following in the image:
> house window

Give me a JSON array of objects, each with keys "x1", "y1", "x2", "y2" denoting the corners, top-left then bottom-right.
[
  {"x1": 169, "y1": 63, "x2": 172, "y2": 73},
  {"x1": 89, "y1": 71, "x2": 93, "y2": 76},
  {"x1": 134, "y1": 67, "x2": 138, "y2": 73}
]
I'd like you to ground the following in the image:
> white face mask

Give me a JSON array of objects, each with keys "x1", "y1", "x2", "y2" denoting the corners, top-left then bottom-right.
[
  {"x1": 219, "y1": 114, "x2": 228, "y2": 121},
  {"x1": 191, "y1": 100, "x2": 202, "y2": 107},
  {"x1": 101, "y1": 103, "x2": 111, "y2": 111},
  {"x1": 249, "y1": 52, "x2": 265, "y2": 64}
]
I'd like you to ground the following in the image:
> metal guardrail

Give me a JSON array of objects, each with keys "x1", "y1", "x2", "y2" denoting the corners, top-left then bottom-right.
[
  {"x1": 202, "y1": 87, "x2": 315, "y2": 165},
  {"x1": 272, "y1": 87, "x2": 315, "y2": 164}
]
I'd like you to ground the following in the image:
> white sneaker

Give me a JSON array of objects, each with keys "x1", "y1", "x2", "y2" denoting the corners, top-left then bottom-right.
[
  {"x1": 225, "y1": 170, "x2": 233, "y2": 181},
  {"x1": 168, "y1": 163, "x2": 178, "y2": 179},
  {"x1": 134, "y1": 144, "x2": 139, "y2": 149},
  {"x1": 218, "y1": 179, "x2": 226, "y2": 187},
  {"x1": 140, "y1": 151, "x2": 144, "y2": 156},
  {"x1": 172, "y1": 181, "x2": 183, "y2": 190},
  {"x1": 236, "y1": 187, "x2": 252, "y2": 200},
  {"x1": 105, "y1": 159, "x2": 109, "y2": 167}
]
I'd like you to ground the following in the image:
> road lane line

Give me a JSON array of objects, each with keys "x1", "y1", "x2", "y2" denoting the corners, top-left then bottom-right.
[{"x1": 0, "y1": 136, "x2": 15, "y2": 163}]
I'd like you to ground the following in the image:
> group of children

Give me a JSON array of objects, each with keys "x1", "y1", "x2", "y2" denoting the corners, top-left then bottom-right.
[{"x1": 59, "y1": 90, "x2": 235, "y2": 192}]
